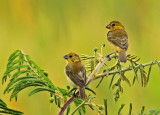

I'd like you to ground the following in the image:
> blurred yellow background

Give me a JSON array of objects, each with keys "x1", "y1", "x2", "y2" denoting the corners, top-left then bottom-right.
[{"x1": 0, "y1": 0, "x2": 160, "y2": 115}]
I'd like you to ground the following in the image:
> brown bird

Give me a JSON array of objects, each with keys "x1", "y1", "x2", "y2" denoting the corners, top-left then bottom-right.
[
  {"x1": 64, "y1": 52, "x2": 87, "y2": 99},
  {"x1": 106, "y1": 21, "x2": 128, "y2": 63}
]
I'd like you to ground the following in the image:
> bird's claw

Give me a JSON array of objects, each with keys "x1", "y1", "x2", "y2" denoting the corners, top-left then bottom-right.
[
  {"x1": 105, "y1": 52, "x2": 115, "y2": 61},
  {"x1": 72, "y1": 89, "x2": 78, "y2": 97}
]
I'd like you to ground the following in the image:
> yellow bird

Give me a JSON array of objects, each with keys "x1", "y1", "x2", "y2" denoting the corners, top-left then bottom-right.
[
  {"x1": 64, "y1": 52, "x2": 87, "y2": 99},
  {"x1": 106, "y1": 21, "x2": 128, "y2": 63}
]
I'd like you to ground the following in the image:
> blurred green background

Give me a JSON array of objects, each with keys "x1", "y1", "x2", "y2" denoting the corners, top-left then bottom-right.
[{"x1": 0, "y1": 0, "x2": 160, "y2": 115}]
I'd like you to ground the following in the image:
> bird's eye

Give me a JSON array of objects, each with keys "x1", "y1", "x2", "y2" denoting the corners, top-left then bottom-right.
[
  {"x1": 69, "y1": 55, "x2": 72, "y2": 58},
  {"x1": 112, "y1": 24, "x2": 115, "y2": 26}
]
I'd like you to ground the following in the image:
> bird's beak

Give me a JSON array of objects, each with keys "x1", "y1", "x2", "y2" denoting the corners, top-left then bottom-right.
[
  {"x1": 63, "y1": 55, "x2": 68, "y2": 59},
  {"x1": 106, "y1": 24, "x2": 111, "y2": 29}
]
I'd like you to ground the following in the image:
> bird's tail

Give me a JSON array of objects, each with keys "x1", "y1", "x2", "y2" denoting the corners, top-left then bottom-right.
[
  {"x1": 79, "y1": 87, "x2": 85, "y2": 99},
  {"x1": 119, "y1": 51, "x2": 127, "y2": 63}
]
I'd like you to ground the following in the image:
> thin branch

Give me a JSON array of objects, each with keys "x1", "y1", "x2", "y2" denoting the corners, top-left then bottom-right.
[
  {"x1": 58, "y1": 92, "x2": 79, "y2": 115},
  {"x1": 20, "y1": 50, "x2": 40, "y2": 77},
  {"x1": 94, "y1": 61, "x2": 160, "y2": 80},
  {"x1": 58, "y1": 53, "x2": 160, "y2": 114},
  {"x1": 86, "y1": 55, "x2": 116, "y2": 86}
]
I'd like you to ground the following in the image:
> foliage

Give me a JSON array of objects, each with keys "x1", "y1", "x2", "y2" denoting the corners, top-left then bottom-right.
[
  {"x1": 2, "y1": 49, "x2": 160, "y2": 114},
  {"x1": 80, "y1": 44, "x2": 160, "y2": 103},
  {"x1": 0, "y1": 98, "x2": 23, "y2": 115},
  {"x1": 2, "y1": 50, "x2": 101, "y2": 115}
]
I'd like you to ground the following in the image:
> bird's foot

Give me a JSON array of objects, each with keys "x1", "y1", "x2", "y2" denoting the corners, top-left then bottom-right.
[
  {"x1": 72, "y1": 89, "x2": 78, "y2": 97},
  {"x1": 105, "y1": 52, "x2": 115, "y2": 61}
]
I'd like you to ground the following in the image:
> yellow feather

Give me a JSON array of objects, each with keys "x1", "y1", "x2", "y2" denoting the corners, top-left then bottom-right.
[{"x1": 109, "y1": 42, "x2": 126, "y2": 52}]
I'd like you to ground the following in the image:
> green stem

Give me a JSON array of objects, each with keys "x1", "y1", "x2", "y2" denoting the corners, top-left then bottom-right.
[
  {"x1": 20, "y1": 50, "x2": 56, "y2": 90},
  {"x1": 71, "y1": 100, "x2": 85, "y2": 115},
  {"x1": 94, "y1": 52, "x2": 96, "y2": 75}
]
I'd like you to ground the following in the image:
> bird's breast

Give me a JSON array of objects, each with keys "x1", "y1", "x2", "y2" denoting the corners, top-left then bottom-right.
[
  {"x1": 109, "y1": 41, "x2": 126, "y2": 52},
  {"x1": 66, "y1": 77, "x2": 78, "y2": 88}
]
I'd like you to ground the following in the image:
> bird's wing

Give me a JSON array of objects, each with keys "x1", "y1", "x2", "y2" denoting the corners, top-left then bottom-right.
[
  {"x1": 107, "y1": 31, "x2": 128, "y2": 50},
  {"x1": 66, "y1": 68, "x2": 86, "y2": 88}
]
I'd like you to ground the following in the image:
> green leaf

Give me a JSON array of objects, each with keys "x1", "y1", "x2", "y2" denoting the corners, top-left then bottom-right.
[
  {"x1": 96, "y1": 76, "x2": 104, "y2": 88},
  {"x1": 109, "y1": 74, "x2": 116, "y2": 89},
  {"x1": 2, "y1": 74, "x2": 7, "y2": 84},
  {"x1": 10, "y1": 82, "x2": 45, "y2": 100},
  {"x1": 0, "y1": 97, "x2": 23, "y2": 115},
  {"x1": 129, "y1": 103, "x2": 132, "y2": 115},
  {"x1": 130, "y1": 64, "x2": 139, "y2": 83},
  {"x1": 85, "y1": 87, "x2": 96, "y2": 95},
  {"x1": 68, "y1": 88, "x2": 77, "y2": 95},
  {"x1": 57, "y1": 87, "x2": 68, "y2": 96},
  {"x1": 141, "y1": 106, "x2": 145, "y2": 114},
  {"x1": 4, "y1": 76, "x2": 38, "y2": 94},
  {"x1": 12, "y1": 70, "x2": 33, "y2": 79},
  {"x1": 28, "y1": 88, "x2": 55, "y2": 96},
  {"x1": 4, "y1": 65, "x2": 29, "y2": 76},
  {"x1": 29, "y1": 60, "x2": 42, "y2": 70},
  {"x1": 74, "y1": 98, "x2": 84, "y2": 115},
  {"x1": 147, "y1": 64, "x2": 152, "y2": 83},
  {"x1": 154, "y1": 60, "x2": 160, "y2": 71},
  {"x1": 0, "y1": 99, "x2": 7, "y2": 107},
  {"x1": 9, "y1": 80, "x2": 47, "y2": 100},
  {"x1": 7, "y1": 59, "x2": 24, "y2": 69},
  {"x1": 104, "y1": 99, "x2": 108, "y2": 115},
  {"x1": 8, "y1": 50, "x2": 20, "y2": 61},
  {"x1": 66, "y1": 105, "x2": 71, "y2": 115},
  {"x1": 149, "y1": 109, "x2": 156, "y2": 114},
  {"x1": 88, "y1": 104, "x2": 94, "y2": 110},
  {"x1": 118, "y1": 104, "x2": 125, "y2": 115},
  {"x1": 123, "y1": 74, "x2": 131, "y2": 87},
  {"x1": 139, "y1": 64, "x2": 144, "y2": 87}
]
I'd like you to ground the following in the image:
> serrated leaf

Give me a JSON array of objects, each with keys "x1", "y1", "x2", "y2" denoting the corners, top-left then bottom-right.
[{"x1": 28, "y1": 88, "x2": 55, "y2": 96}]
